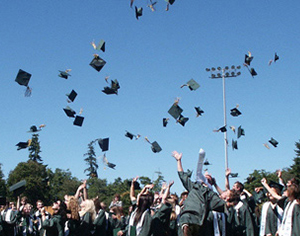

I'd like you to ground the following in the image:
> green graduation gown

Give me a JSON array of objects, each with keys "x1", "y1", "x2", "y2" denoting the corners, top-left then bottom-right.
[{"x1": 42, "y1": 214, "x2": 65, "y2": 236}]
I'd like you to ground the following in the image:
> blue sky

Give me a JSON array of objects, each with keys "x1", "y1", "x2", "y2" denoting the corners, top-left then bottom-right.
[{"x1": 1, "y1": 0, "x2": 300, "y2": 195}]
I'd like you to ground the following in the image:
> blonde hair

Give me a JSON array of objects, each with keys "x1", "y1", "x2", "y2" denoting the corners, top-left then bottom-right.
[{"x1": 79, "y1": 199, "x2": 96, "y2": 221}]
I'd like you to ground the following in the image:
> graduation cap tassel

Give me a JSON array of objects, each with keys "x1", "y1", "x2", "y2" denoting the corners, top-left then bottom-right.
[{"x1": 145, "y1": 137, "x2": 151, "y2": 144}]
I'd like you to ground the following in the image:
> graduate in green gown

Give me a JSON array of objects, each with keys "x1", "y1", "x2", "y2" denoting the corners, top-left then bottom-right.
[
  {"x1": 93, "y1": 198, "x2": 108, "y2": 236},
  {"x1": 172, "y1": 151, "x2": 226, "y2": 236}
]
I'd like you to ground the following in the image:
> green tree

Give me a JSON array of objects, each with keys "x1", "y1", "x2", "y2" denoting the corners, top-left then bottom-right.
[
  {"x1": 28, "y1": 133, "x2": 43, "y2": 162},
  {"x1": 48, "y1": 168, "x2": 81, "y2": 202},
  {"x1": 6, "y1": 161, "x2": 49, "y2": 204},
  {"x1": 289, "y1": 140, "x2": 300, "y2": 180},
  {"x1": 84, "y1": 140, "x2": 98, "y2": 178},
  {"x1": 244, "y1": 169, "x2": 277, "y2": 192},
  {"x1": 0, "y1": 163, "x2": 6, "y2": 196},
  {"x1": 152, "y1": 172, "x2": 165, "y2": 192}
]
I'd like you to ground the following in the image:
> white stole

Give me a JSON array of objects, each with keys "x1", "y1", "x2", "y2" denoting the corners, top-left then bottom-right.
[
  {"x1": 213, "y1": 211, "x2": 226, "y2": 236},
  {"x1": 259, "y1": 202, "x2": 283, "y2": 236},
  {"x1": 129, "y1": 208, "x2": 149, "y2": 235},
  {"x1": 278, "y1": 199, "x2": 297, "y2": 236}
]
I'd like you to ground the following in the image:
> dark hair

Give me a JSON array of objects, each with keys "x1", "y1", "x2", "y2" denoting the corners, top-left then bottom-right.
[
  {"x1": 234, "y1": 181, "x2": 244, "y2": 193},
  {"x1": 227, "y1": 190, "x2": 240, "y2": 204},
  {"x1": 58, "y1": 201, "x2": 67, "y2": 221},
  {"x1": 93, "y1": 198, "x2": 102, "y2": 213},
  {"x1": 134, "y1": 194, "x2": 153, "y2": 225},
  {"x1": 287, "y1": 182, "x2": 300, "y2": 200}
]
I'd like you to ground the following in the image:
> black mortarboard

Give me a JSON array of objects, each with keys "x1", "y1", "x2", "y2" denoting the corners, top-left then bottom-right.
[
  {"x1": 181, "y1": 79, "x2": 200, "y2": 91},
  {"x1": 163, "y1": 118, "x2": 169, "y2": 127},
  {"x1": 15, "y1": 69, "x2": 31, "y2": 87},
  {"x1": 274, "y1": 53, "x2": 279, "y2": 62},
  {"x1": 98, "y1": 138, "x2": 109, "y2": 152},
  {"x1": 102, "y1": 79, "x2": 120, "y2": 95},
  {"x1": 195, "y1": 107, "x2": 204, "y2": 117},
  {"x1": 135, "y1": 6, "x2": 143, "y2": 19},
  {"x1": 237, "y1": 126, "x2": 245, "y2": 139},
  {"x1": 229, "y1": 173, "x2": 238, "y2": 178},
  {"x1": 16, "y1": 140, "x2": 31, "y2": 150},
  {"x1": 177, "y1": 115, "x2": 189, "y2": 127},
  {"x1": 244, "y1": 53, "x2": 253, "y2": 66},
  {"x1": 58, "y1": 70, "x2": 71, "y2": 79},
  {"x1": 90, "y1": 55, "x2": 106, "y2": 72},
  {"x1": 151, "y1": 141, "x2": 162, "y2": 153},
  {"x1": 166, "y1": 0, "x2": 175, "y2": 4},
  {"x1": 269, "y1": 138, "x2": 278, "y2": 147},
  {"x1": 15, "y1": 69, "x2": 32, "y2": 96},
  {"x1": 92, "y1": 40, "x2": 105, "y2": 52},
  {"x1": 168, "y1": 104, "x2": 183, "y2": 119},
  {"x1": 107, "y1": 162, "x2": 116, "y2": 169},
  {"x1": 28, "y1": 125, "x2": 40, "y2": 133},
  {"x1": 203, "y1": 159, "x2": 211, "y2": 165},
  {"x1": 250, "y1": 68, "x2": 257, "y2": 77},
  {"x1": 214, "y1": 126, "x2": 227, "y2": 132},
  {"x1": 125, "y1": 131, "x2": 135, "y2": 140},
  {"x1": 232, "y1": 139, "x2": 238, "y2": 150},
  {"x1": 128, "y1": 181, "x2": 141, "y2": 190},
  {"x1": 0, "y1": 197, "x2": 6, "y2": 205},
  {"x1": 230, "y1": 108, "x2": 242, "y2": 117},
  {"x1": 269, "y1": 180, "x2": 284, "y2": 192},
  {"x1": 67, "y1": 90, "x2": 77, "y2": 102},
  {"x1": 73, "y1": 116, "x2": 84, "y2": 127},
  {"x1": 9, "y1": 180, "x2": 26, "y2": 196},
  {"x1": 63, "y1": 106, "x2": 76, "y2": 118}
]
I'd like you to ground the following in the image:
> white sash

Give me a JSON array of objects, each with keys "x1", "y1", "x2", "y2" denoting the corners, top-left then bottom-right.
[
  {"x1": 279, "y1": 200, "x2": 297, "y2": 236},
  {"x1": 196, "y1": 149, "x2": 212, "y2": 190},
  {"x1": 213, "y1": 211, "x2": 226, "y2": 236},
  {"x1": 128, "y1": 208, "x2": 149, "y2": 235}
]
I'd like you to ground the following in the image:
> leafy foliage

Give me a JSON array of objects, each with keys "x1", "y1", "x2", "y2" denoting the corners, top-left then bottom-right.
[
  {"x1": 84, "y1": 140, "x2": 99, "y2": 178},
  {"x1": 289, "y1": 140, "x2": 300, "y2": 180},
  {"x1": 28, "y1": 134, "x2": 43, "y2": 163},
  {"x1": 0, "y1": 163, "x2": 6, "y2": 196}
]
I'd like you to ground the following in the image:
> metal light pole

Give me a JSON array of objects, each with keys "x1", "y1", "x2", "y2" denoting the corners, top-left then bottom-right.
[{"x1": 206, "y1": 66, "x2": 241, "y2": 170}]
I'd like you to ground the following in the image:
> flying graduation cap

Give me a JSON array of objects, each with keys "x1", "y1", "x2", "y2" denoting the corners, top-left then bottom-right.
[
  {"x1": 230, "y1": 105, "x2": 242, "y2": 117},
  {"x1": 244, "y1": 51, "x2": 253, "y2": 66},
  {"x1": 58, "y1": 69, "x2": 71, "y2": 79},
  {"x1": 180, "y1": 79, "x2": 200, "y2": 91},
  {"x1": 28, "y1": 124, "x2": 45, "y2": 133},
  {"x1": 91, "y1": 39, "x2": 105, "y2": 52},
  {"x1": 195, "y1": 107, "x2": 204, "y2": 117},
  {"x1": 177, "y1": 114, "x2": 189, "y2": 127},
  {"x1": 203, "y1": 159, "x2": 211, "y2": 165},
  {"x1": 269, "y1": 53, "x2": 280, "y2": 65},
  {"x1": 147, "y1": 0, "x2": 157, "y2": 11},
  {"x1": 232, "y1": 139, "x2": 238, "y2": 150},
  {"x1": 168, "y1": 99, "x2": 183, "y2": 120},
  {"x1": 145, "y1": 137, "x2": 162, "y2": 153},
  {"x1": 102, "y1": 79, "x2": 120, "y2": 95},
  {"x1": 98, "y1": 138, "x2": 109, "y2": 152},
  {"x1": 213, "y1": 125, "x2": 227, "y2": 133},
  {"x1": 16, "y1": 140, "x2": 32, "y2": 150},
  {"x1": 102, "y1": 153, "x2": 116, "y2": 170},
  {"x1": 229, "y1": 173, "x2": 239, "y2": 178},
  {"x1": 135, "y1": 6, "x2": 143, "y2": 19},
  {"x1": 73, "y1": 115, "x2": 84, "y2": 127},
  {"x1": 163, "y1": 118, "x2": 169, "y2": 127},
  {"x1": 9, "y1": 180, "x2": 26, "y2": 197},
  {"x1": 125, "y1": 131, "x2": 140, "y2": 140},
  {"x1": 269, "y1": 137, "x2": 279, "y2": 147},
  {"x1": 66, "y1": 90, "x2": 77, "y2": 103},
  {"x1": 237, "y1": 126, "x2": 245, "y2": 139},
  {"x1": 63, "y1": 106, "x2": 76, "y2": 118},
  {"x1": 15, "y1": 69, "x2": 32, "y2": 97},
  {"x1": 90, "y1": 54, "x2": 106, "y2": 72}
]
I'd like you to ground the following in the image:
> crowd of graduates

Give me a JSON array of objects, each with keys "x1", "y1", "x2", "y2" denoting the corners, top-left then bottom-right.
[{"x1": 1, "y1": 149, "x2": 300, "y2": 236}]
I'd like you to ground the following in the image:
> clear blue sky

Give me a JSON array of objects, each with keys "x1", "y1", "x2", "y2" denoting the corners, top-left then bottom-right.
[{"x1": 1, "y1": 0, "x2": 300, "y2": 195}]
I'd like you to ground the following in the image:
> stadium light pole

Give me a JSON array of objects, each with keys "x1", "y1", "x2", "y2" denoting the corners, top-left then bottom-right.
[{"x1": 205, "y1": 65, "x2": 241, "y2": 170}]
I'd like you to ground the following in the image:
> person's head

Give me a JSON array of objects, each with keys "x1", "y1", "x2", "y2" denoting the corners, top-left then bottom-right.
[
  {"x1": 225, "y1": 190, "x2": 240, "y2": 207},
  {"x1": 267, "y1": 187, "x2": 281, "y2": 202},
  {"x1": 114, "y1": 194, "x2": 120, "y2": 202},
  {"x1": 286, "y1": 179, "x2": 300, "y2": 200},
  {"x1": 170, "y1": 194, "x2": 179, "y2": 205},
  {"x1": 21, "y1": 196, "x2": 28, "y2": 206},
  {"x1": 180, "y1": 191, "x2": 188, "y2": 201},
  {"x1": 52, "y1": 202, "x2": 60, "y2": 215},
  {"x1": 9, "y1": 201, "x2": 16, "y2": 210},
  {"x1": 232, "y1": 181, "x2": 244, "y2": 194},
  {"x1": 134, "y1": 193, "x2": 154, "y2": 224},
  {"x1": 220, "y1": 189, "x2": 230, "y2": 200},
  {"x1": 67, "y1": 196, "x2": 79, "y2": 220},
  {"x1": 80, "y1": 199, "x2": 96, "y2": 220},
  {"x1": 23, "y1": 203, "x2": 32, "y2": 215},
  {"x1": 100, "y1": 201, "x2": 107, "y2": 211},
  {"x1": 36, "y1": 200, "x2": 44, "y2": 210},
  {"x1": 93, "y1": 197, "x2": 101, "y2": 213}
]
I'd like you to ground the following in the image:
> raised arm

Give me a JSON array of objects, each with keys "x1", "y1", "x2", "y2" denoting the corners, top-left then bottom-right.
[
  {"x1": 172, "y1": 151, "x2": 183, "y2": 172},
  {"x1": 277, "y1": 170, "x2": 286, "y2": 187},
  {"x1": 82, "y1": 180, "x2": 88, "y2": 200},
  {"x1": 261, "y1": 178, "x2": 281, "y2": 200},
  {"x1": 212, "y1": 177, "x2": 224, "y2": 195},
  {"x1": 130, "y1": 176, "x2": 139, "y2": 202},
  {"x1": 161, "y1": 181, "x2": 174, "y2": 204},
  {"x1": 225, "y1": 168, "x2": 231, "y2": 190},
  {"x1": 74, "y1": 182, "x2": 85, "y2": 200}
]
